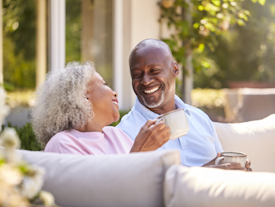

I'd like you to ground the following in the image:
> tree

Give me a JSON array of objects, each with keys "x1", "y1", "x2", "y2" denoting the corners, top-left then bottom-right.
[
  {"x1": 201, "y1": 0, "x2": 275, "y2": 88},
  {"x1": 158, "y1": 0, "x2": 266, "y2": 103}
]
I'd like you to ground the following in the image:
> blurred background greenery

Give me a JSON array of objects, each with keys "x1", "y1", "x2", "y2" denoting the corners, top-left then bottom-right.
[
  {"x1": 194, "y1": 0, "x2": 275, "y2": 89},
  {"x1": 2, "y1": 0, "x2": 274, "y2": 122},
  {"x1": 3, "y1": 0, "x2": 36, "y2": 89},
  {"x1": 2, "y1": 0, "x2": 274, "y2": 150},
  {"x1": 3, "y1": 0, "x2": 275, "y2": 91}
]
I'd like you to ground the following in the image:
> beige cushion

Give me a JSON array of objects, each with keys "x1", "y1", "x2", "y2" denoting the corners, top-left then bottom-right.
[
  {"x1": 164, "y1": 165, "x2": 275, "y2": 207},
  {"x1": 19, "y1": 149, "x2": 180, "y2": 207},
  {"x1": 213, "y1": 114, "x2": 275, "y2": 172}
]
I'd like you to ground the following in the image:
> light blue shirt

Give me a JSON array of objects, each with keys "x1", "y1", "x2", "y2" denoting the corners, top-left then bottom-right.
[{"x1": 117, "y1": 95, "x2": 223, "y2": 166}]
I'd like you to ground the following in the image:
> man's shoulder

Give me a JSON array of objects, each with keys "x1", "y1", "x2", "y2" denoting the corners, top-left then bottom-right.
[
  {"x1": 185, "y1": 104, "x2": 209, "y2": 118},
  {"x1": 175, "y1": 95, "x2": 209, "y2": 118},
  {"x1": 183, "y1": 103, "x2": 216, "y2": 135},
  {"x1": 116, "y1": 107, "x2": 147, "y2": 140},
  {"x1": 117, "y1": 109, "x2": 135, "y2": 127},
  {"x1": 117, "y1": 107, "x2": 145, "y2": 128}
]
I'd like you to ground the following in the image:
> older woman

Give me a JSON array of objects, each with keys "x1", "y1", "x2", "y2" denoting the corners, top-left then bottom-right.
[{"x1": 32, "y1": 61, "x2": 170, "y2": 155}]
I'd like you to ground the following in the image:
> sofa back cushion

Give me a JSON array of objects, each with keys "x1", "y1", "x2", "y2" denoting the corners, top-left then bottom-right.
[
  {"x1": 213, "y1": 114, "x2": 275, "y2": 172},
  {"x1": 19, "y1": 149, "x2": 180, "y2": 207}
]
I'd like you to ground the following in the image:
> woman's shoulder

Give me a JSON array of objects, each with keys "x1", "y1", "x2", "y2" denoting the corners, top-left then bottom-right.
[
  {"x1": 45, "y1": 130, "x2": 76, "y2": 148},
  {"x1": 50, "y1": 130, "x2": 74, "y2": 141},
  {"x1": 103, "y1": 126, "x2": 123, "y2": 134},
  {"x1": 103, "y1": 126, "x2": 133, "y2": 147},
  {"x1": 103, "y1": 126, "x2": 131, "y2": 139},
  {"x1": 44, "y1": 130, "x2": 86, "y2": 154}
]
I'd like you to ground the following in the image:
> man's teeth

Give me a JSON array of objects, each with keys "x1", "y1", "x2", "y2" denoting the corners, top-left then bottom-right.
[
  {"x1": 144, "y1": 87, "x2": 159, "y2": 94},
  {"x1": 112, "y1": 101, "x2": 118, "y2": 105}
]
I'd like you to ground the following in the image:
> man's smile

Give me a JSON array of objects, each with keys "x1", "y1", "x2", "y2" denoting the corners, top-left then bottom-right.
[{"x1": 143, "y1": 86, "x2": 160, "y2": 94}]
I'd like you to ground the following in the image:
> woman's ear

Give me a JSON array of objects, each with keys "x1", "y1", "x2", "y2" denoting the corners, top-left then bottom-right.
[{"x1": 172, "y1": 61, "x2": 179, "y2": 77}]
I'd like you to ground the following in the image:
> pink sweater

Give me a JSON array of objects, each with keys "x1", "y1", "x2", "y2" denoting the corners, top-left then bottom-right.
[{"x1": 44, "y1": 126, "x2": 134, "y2": 155}]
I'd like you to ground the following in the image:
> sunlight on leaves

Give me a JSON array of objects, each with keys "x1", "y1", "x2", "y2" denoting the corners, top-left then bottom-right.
[
  {"x1": 258, "y1": 0, "x2": 266, "y2": 6},
  {"x1": 197, "y1": 44, "x2": 205, "y2": 53}
]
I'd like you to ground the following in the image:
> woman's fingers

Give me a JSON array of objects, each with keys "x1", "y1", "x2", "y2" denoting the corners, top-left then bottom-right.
[{"x1": 132, "y1": 119, "x2": 171, "y2": 152}]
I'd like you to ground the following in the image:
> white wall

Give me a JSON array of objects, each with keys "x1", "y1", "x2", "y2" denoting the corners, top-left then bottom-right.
[
  {"x1": 113, "y1": 0, "x2": 162, "y2": 110},
  {"x1": 130, "y1": 0, "x2": 161, "y2": 48}
]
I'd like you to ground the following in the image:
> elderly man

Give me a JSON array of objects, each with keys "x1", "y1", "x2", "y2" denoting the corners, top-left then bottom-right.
[{"x1": 117, "y1": 39, "x2": 251, "y2": 170}]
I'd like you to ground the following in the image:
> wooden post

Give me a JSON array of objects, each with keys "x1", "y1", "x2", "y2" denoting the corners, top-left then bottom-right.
[
  {"x1": 81, "y1": 0, "x2": 94, "y2": 62},
  {"x1": 181, "y1": 0, "x2": 193, "y2": 105},
  {"x1": 0, "y1": 0, "x2": 3, "y2": 85},
  {"x1": 36, "y1": 0, "x2": 47, "y2": 88}
]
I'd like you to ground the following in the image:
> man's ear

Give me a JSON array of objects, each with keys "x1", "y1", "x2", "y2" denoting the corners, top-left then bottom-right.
[{"x1": 172, "y1": 61, "x2": 179, "y2": 77}]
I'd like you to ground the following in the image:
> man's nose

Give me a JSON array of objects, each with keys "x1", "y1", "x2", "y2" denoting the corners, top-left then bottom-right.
[{"x1": 140, "y1": 73, "x2": 153, "y2": 85}]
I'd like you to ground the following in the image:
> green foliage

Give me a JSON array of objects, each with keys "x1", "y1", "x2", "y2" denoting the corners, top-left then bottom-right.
[
  {"x1": 3, "y1": 0, "x2": 36, "y2": 60},
  {"x1": 2, "y1": 122, "x2": 43, "y2": 151},
  {"x1": 196, "y1": 0, "x2": 275, "y2": 88},
  {"x1": 66, "y1": 0, "x2": 81, "y2": 63},
  {"x1": 3, "y1": 0, "x2": 36, "y2": 89},
  {"x1": 3, "y1": 0, "x2": 82, "y2": 89},
  {"x1": 3, "y1": 82, "x2": 15, "y2": 91},
  {"x1": 158, "y1": 0, "x2": 265, "y2": 72}
]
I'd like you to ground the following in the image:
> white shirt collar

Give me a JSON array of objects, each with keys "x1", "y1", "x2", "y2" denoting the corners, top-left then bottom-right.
[{"x1": 134, "y1": 95, "x2": 191, "y2": 120}]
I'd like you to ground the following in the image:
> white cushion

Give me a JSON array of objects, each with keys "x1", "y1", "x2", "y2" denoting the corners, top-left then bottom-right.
[
  {"x1": 19, "y1": 149, "x2": 180, "y2": 207},
  {"x1": 213, "y1": 114, "x2": 275, "y2": 172},
  {"x1": 164, "y1": 165, "x2": 275, "y2": 207}
]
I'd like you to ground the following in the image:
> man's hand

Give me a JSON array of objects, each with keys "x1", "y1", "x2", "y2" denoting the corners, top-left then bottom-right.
[
  {"x1": 202, "y1": 153, "x2": 252, "y2": 171},
  {"x1": 130, "y1": 119, "x2": 170, "y2": 152}
]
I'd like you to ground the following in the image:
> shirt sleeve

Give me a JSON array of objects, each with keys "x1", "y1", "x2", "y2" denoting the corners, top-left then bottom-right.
[{"x1": 211, "y1": 122, "x2": 224, "y2": 153}]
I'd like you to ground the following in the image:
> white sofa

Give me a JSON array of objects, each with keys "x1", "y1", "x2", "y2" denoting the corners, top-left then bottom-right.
[{"x1": 18, "y1": 114, "x2": 275, "y2": 207}]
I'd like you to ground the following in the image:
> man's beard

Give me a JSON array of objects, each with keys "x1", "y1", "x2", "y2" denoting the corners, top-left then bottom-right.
[{"x1": 141, "y1": 90, "x2": 164, "y2": 109}]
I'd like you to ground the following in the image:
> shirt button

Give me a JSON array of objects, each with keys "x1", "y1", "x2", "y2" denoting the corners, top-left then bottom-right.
[{"x1": 179, "y1": 138, "x2": 187, "y2": 150}]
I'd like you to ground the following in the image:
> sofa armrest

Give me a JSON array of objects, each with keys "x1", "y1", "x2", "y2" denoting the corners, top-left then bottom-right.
[
  {"x1": 18, "y1": 149, "x2": 180, "y2": 207},
  {"x1": 164, "y1": 165, "x2": 275, "y2": 207},
  {"x1": 213, "y1": 114, "x2": 275, "y2": 172}
]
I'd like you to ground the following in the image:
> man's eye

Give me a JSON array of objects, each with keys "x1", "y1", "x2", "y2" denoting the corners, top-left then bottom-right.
[
  {"x1": 132, "y1": 73, "x2": 141, "y2": 78},
  {"x1": 151, "y1": 69, "x2": 160, "y2": 74},
  {"x1": 104, "y1": 82, "x2": 108, "y2": 85}
]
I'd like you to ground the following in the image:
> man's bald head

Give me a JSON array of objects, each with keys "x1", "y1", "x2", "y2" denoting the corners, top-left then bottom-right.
[{"x1": 129, "y1": 39, "x2": 173, "y2": 64}]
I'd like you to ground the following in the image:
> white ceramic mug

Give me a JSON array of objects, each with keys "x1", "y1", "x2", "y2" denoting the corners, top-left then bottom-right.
[
  {"x1": 215, "y1": 152, "x2": 247, "y2": 167},
  {"x1": 156, "y1": 109, "x2": 189, "y2": 140}
]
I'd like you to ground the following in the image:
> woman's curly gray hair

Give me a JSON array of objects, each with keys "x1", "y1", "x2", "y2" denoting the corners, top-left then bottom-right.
[{"x1": 32, "y1": 61, "x2": 95, "y2": 146}]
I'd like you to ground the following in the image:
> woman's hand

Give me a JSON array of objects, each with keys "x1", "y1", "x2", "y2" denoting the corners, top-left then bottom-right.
[{"x1": 130, "y1": 119, "x2": 170, "y2": 152}]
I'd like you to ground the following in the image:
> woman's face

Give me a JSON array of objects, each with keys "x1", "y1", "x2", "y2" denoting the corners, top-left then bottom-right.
[{"x1": 86, "y1": 72, "x2": 119, "y2": 126}]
